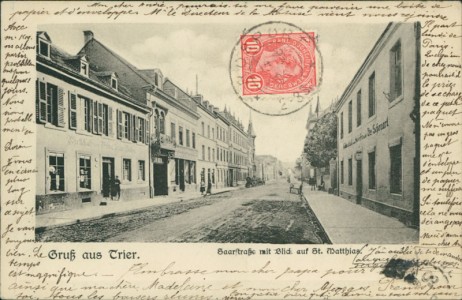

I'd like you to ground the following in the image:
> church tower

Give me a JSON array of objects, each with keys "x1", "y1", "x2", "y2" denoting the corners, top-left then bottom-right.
[{"x1": 247, "y1": 110, "x2": 257, "y2": 177}]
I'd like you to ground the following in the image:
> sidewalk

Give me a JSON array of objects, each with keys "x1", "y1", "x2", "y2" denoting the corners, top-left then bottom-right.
[
  {"x1": 302, "y1": 186, "x2": 419, "y2": 244},
  {"x1": 36, "y1": 186, "x2": 239, "y2": 229}
]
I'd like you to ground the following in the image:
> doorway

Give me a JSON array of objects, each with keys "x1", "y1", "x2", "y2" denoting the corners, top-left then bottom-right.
[
  {"x1": 356, "y1": 160, "x2": 362, "y2": 205},
  {"x1": 102, "y1": 157, "x2": 114, "y2": 198},
  {"x1": 179, "y1": 159, "x2": 185, "y2": 191},
  {"x1": 229, "y1": 169, "x2": 234, "y2": 187},
  {"x1": 153, "y1": 157, "x2": 168, "y2": 196}
]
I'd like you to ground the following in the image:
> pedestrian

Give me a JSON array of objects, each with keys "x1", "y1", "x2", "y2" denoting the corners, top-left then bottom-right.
[
  {"x1": 112, "y1": 175, "x2": 121, "y2": 200},
  {"x1": 205, "y1": 180, "x2": 212, "y2": 196},
  {"x1": 309, "y1": 177, "x2": 315, "y2": 191},
  {"x1": 200, "y1": 179, "x2": 205, "y2": 195},
  {"x1": 319, "y1": 180, "x2": 325, "y2": 191}
]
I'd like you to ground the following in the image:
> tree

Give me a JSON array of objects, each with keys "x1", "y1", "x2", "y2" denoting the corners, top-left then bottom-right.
[{"x1": 304, "y1": 112, "x2": 337, "y2": 168}]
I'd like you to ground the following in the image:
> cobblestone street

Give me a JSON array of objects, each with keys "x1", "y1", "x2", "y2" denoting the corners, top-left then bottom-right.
[{"x1": 36, "y1": 181, "x2": 330, "y2": 243}]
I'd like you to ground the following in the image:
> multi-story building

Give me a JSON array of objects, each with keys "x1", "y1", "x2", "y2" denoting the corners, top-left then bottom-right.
[
  {"x1": 192, "y1": 95, "x2": 218, "y2": 189},
  {"x1": 35, "y1": 31, "x2": 150, "y2": 214},
  {"x1": 162, "y1": 79, "x2": 200, "y2": 194},
  {"x1": 215, "y1": 111, "x2": 230, "y2": 188},
  {"x1": 335, "y1": 22, "x2": 420, "y2": 226},
  {"x1": 220, "y1": 108, "x2": 250, "y2": 186},
  {"x1": 79, "y1": 31, "x2": 199, "y2": 197}
]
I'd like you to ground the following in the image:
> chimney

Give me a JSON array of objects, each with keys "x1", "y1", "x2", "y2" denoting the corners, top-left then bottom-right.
[{"x1": 84, "y1": 31, "x2": 94, "y2": 44}]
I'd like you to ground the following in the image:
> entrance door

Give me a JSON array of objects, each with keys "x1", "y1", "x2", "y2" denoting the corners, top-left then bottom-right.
[
  {"x1": 179, "y1": 159, "x2": 185, "y2": 191},
  {"x1": 153, "y1": 158, "x2": 168, "y2": 196},
  {"x1": 229, "y1": 169, "x2": 234, "y2": 187},
  {"x1": 102, "y1": 157, "x2": 114, "y2": 197},
  {"x1": 356, "y1": 160, "x2": 362, "y2": 204}
]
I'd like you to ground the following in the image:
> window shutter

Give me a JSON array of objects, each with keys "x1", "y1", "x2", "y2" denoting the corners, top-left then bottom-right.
[
  {"x1": 88, "y1": 99, "x2": 93, "y2": 132},
  {"x1": 145, "y1": 119, "x2": 150, "y2": 145},
  {"x1": 37, "y1": 80, "x2": 47, "y2": 123},
  {"x1": 57, "y1": 88, "x2": 65, "y2": 127},
  {"x1": 108, "y1": 106, "x2": 113, "y2": 137},
  {"x1": 36, "y1": 80, "x2": 40, "y2": 123},
  {"x1": 69, "y1": 93, "x2": 77, "y2": 129},
  {"x1": 131, "y1": 115, "x2": 137, "y2": 142},
  {"x1": 117, "y1": 110, "x2": 122, "y2": 139},
  {"x1": 98, "y1": 102, "x2": 103, "y2": 134},
  {"x1": 93, "y1": 101, "x2": 98, "y2": 134}
]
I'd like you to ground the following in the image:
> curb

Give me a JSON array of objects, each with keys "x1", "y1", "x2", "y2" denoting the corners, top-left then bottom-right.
[
  {"x1": 36, "y1": 189, "x2": 236, "y2": 231},
  {"x1": 301, "y1": 192, "x2": 333, "y2": 244}
]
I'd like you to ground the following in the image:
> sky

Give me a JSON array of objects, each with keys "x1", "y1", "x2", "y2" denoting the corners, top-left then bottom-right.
[{"x1": 39, "y1": 22, "x2": 386, "y2": 164}]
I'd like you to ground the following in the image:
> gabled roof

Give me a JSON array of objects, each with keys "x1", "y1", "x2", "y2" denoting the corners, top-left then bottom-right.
[
  {"x1": 94, "y1": 71, "x2": 117, "y2": 77},
  {"x1": 37, "y1": 31, "x2": 51, "y2": 42},
  {"x1": 37, "y1": 32, "x2": 146, "y2": 110},
  {"x1": 78, "y1": 37, "x2": 155, "y2": 88},
  {"x1": 79, "y1": 36, "x2": 199, "y2": 117}
]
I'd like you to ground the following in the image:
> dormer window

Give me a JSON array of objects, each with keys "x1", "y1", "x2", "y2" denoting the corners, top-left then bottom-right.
[
  {"x1": 80, "y1": 60, "x2": 89, "y2": 76},
  {"x1": 37, "y1": 32, "x2": 51, "y2": 58},
  {"x1": 111, "y1": 77, "x2": 118, "y2": 90},
  {"x1": 39, "y1": 39, "x2": 50, "y2": 57}
]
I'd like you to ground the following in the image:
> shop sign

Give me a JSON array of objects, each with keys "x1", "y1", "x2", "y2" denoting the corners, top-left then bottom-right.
[{"x1": 343, "y1": 118, "x2": 389, "y2": 149}]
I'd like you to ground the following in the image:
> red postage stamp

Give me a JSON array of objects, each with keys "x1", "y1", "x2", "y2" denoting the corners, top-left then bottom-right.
[{"x1": 240, "y1": 32, "x2": 317, "y2": 96}]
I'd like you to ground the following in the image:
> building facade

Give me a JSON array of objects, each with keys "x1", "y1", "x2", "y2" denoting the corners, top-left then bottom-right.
[
  {"x1": 335, "y1": 23, "x2": 420, "y2": 225},
  {"x1": 215, "y1": 112, "x2": 230, "y2": 188},
  {"x1": 192, "y1": 95, "x2": 218, "y2": 190},
  {"x1": 220, "y1": 109, "x2": 251, "y2": 186},
  {"x1": 36, "y1": 31, "x2": 150, "y2": 214}
]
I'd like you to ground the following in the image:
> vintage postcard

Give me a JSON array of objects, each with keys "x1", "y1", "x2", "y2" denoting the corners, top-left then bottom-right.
[{"x1": 1, "y1": 1, "x2": 461, "y2": 299}]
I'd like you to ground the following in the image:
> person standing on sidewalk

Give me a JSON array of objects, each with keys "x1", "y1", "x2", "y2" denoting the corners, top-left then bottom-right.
[
  {"x1": 112, "y1": 176, "x2": 121, "y2": 200},
  {"x1": 205, "y1": 178, "x2": 212, "y2": 196},
  {"x1": 200, "y1": 179, "x2": 206, "y2": 195}
]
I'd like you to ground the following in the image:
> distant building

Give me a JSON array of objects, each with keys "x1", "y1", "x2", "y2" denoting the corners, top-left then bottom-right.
[
  {"x1": 255, "y1": 155, "x2": 284, "y2": 181},
  {"x1": 220, "y1": 107, "x2": 252, "y2": 186},
  {"x1": 191, "y1": 95, "x2": 218, "y2": 190},
  {"x1": 335, "y1": 23, "x2": 420, "y2": 226},
  {"x1": 215, "y1": 109, "x2": 231, "y2": 188}
]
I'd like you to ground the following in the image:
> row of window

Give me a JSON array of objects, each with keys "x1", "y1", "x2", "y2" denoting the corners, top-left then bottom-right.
[
  {"x1": 171, "y1": 122, "x2": 196, "y2": 148},
  {"x1": 216, "y1": 146, "x2": 229, "y2": 163},
  {"x1": 340, "y1": 144, "x2": 402, "y2": 194},
  {"x1": 232, "y1": 152, "x2": 248, "y2": 166},
  {"x1": 36, "y1": 80, "x2": 149, "y2": 144},
  {"x1": 232, "y1": 129, "x2": 247, "y2": 147},
  {"x1": 340, "y1": 40, "x2": 402, "y2": 139},
  {"x1": 47, "y1": 152, "x2": 145, "y2": 193},
  {"x1": 216, "y1": 124, "x2": 227, "y2": 143}
]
